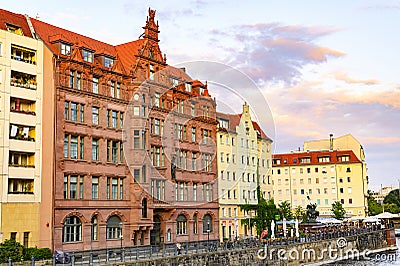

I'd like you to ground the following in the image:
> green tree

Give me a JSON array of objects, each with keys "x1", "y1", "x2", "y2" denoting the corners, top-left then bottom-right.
[
  {"x1": 0, "y1": 239, "x2": 23, "y2": 263},
  {"x1": 367, "y1": 190, "x2": 383, "y2": 216},
  {"x1": 383, "y1": 203, "x2": 400, "y2": 214},
  {"x1": 383, "y1": 189, "x2": 400, "y2": 208},
  {"x1": 278, "y1": 200, "x2": 293, "y2": 220},
  {"x1": 293, "y1": 205, "x2": 306, "y2": 223},
  {"x1": 331, "y1": 201, "x2": 346, "y2": 220}
]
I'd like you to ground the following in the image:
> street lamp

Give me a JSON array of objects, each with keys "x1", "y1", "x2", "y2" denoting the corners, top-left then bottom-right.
[
  {"x1": 206, "y1": 221, "x2": 210, "y2": 251},
  {"x1": 119, "y1": 222, "x2": 124, "y2": 262}
]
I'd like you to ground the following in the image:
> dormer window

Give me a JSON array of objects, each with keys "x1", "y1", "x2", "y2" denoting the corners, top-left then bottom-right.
[
  {"x1": 6, "y1": 24, "x2": 23, "y2": 35},
  {"x1": 199, "y1": 86, "x2": 204, "y2": 95},
  {"x1": 83, "y1": 49, "x2": 93, "y2": 63},
  {"x1": 61, "y1": 43, "x2": 71, "y2": 56},
  {"x1": 104, "y1": 57, "x2": 114, "y2": 68},
  {"x1": 149, "y1": 50, "x2": 154, "y2": 59}
]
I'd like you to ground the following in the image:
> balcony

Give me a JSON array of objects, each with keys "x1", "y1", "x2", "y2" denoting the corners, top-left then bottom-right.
[
  {"x1": 10, "y1": 71, "x2": 37, "y2": 90},
  {"x1": 8, "y1": 178, "x2": 34, "y2": 194},
  {"x1": 10, "y1": 124, "x2": 35, "y2": 142},
  {"x1": 10, "y1": 97, "x2": 36, "y2": 116},
  {"x1": 9, "y1": 152, "x2": 35, "y2": 168},
  {"x1": 11, "y1": 45, "x2": 36, "y2": 65}
]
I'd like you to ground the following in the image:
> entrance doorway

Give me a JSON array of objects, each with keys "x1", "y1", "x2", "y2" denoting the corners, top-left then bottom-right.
[{"x1": 150, "y1": 215, "x2": 161, "y2": 245}]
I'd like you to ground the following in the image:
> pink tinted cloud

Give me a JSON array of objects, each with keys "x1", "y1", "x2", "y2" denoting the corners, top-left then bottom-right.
[{"x1": 332, "y1": 71, "x2": 379, "y2": 85}]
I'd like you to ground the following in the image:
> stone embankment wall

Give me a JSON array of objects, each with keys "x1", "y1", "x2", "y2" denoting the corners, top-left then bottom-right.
[{"x1": 118, "y1": 229, "x2": 396, "y2": 266}]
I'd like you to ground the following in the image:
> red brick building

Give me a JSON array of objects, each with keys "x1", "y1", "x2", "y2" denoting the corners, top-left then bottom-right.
[{"x1": 29, "y1": 8, "x2": 218, "y2": 251}]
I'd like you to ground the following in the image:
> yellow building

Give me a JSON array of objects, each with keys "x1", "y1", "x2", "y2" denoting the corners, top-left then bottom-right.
[
  {"x1": 272, "y1": 134, "x2": 368, "y2": 217},
  {"x1": 217, "y1": 103, "x2": 273, "y2": 241},
  {"x1": 0, "y1": 11, "x2": 48, "y2": 247}
]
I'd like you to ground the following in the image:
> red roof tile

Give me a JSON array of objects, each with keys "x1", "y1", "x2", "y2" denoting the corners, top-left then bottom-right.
[
  {"x1": 30, "y1": 18, "x2": 117, "y2": 60},
  {"x1": 0, "y1": 9, "x2": 33, "y2": 38},
  {"x1": 272, "y1": 150, "x2": 361, "y2": 166}
]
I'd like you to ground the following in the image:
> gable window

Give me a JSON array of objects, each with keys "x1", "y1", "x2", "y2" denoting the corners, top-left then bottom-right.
[{"x1": 82, "y1": 49, "x2": 93, "y2": 63}]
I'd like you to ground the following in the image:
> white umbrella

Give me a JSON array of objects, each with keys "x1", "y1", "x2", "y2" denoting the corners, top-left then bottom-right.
[
  {"x1": 295, "y1": 219, "x2": 299, "y2": 237},
  {"x1": 374, "y1": 212, "x2": 396, "y2": 219},
  {"x1": 271, "y1": 220, "x2": 275, "y2": 239},
  {"x1": 283, "y1": 217, "x2": 287, "y2": 237}
]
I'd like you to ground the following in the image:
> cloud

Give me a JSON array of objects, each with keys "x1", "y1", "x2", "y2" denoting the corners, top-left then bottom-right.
[
  {"x1": 209, "y1": 22, "x2": 345, "y2": 84},
  {"x1": 331, "y1": 71, "x2": 379, "y2": 85}
]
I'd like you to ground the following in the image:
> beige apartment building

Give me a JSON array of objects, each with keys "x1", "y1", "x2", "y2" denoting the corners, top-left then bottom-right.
[
  {"x1": 217, "y1": 103, "x2": 273, "y2": 241},
  {"x1": 0, "y1": 10, "x2": 54, "y2": 248},
  {"x1": 272, "y1": 134, "x2": 368, "y2": 217}
]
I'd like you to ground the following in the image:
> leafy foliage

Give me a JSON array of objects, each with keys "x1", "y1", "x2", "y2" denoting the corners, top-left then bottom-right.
[
  {"x1": 331, "y1": 201, "x2": 346, "y2": 220},
  {"x1": 367, "y1": 190, "x2": 383, "y2": 216},
  {"x1": 293, "y1": 205, "x2": 306, "y2": 223},
  {"x1": 383, "y1": 203, "x2": 400, "y2": 214},
  {"x1": 0, "y1": 239, "x2": 52, "y2": 263},
  {"x1": 239, "y1": 165, "x2": 279, "y2": 237},
  {"x1": 0, "y1": 239, "x2": 23, "y2": 263},
  {"x1": 278, "y1": 200, "x2": 293, "y2": 220},
  {"x1": 383, "y1": 189, "x2": 400, "y2": 209},
  {"x1": 23, "y1": 247, "x2": 52, "y2": 261}
]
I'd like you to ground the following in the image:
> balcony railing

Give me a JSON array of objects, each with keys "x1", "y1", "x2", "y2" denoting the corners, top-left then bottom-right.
[{"x1": 11, "y1": 45, "x2": 36, "y2": 65}]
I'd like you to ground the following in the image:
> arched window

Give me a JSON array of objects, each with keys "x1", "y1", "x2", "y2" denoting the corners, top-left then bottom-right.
[
  {"x1": 167, "y1": 229, "x2": 171, "y2": 242},
  {"x1": 91, "y1": 215, "x2": 98, "y2": 241},
  {"x1": 203, "y1": 214, "x2": 212, "y2": 233},
  {"x1": 142, "y1": 198, "x2": 147, "y2": 218},
  {"x1": 176, "y1": 214, "x2": 187, "y2": 235},
  {"x1": 106, "y1": 215, "x2": 122, "y2": 239},
  {"x1": 193, "y1": 214, "x2": 198, "y2": 234},
  {"x1": 63, "y1": 216, "x2": 82, "y2": 242}
]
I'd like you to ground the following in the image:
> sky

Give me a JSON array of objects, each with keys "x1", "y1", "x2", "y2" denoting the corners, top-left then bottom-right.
[{"x1": 3, "y1": 0, "x2": 400, "y2": 191}]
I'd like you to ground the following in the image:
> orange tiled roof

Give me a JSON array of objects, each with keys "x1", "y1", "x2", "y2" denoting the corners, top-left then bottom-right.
[
  {"x1": 0, "y1": 9, "x2": 33, "y2": 38},
  {"x1": 272, "y1": 150, "x2": 361, "y2": 166},
  {"x1": 115, "y1": 40, "x2": 146, "y2": 73},
  {"x1": 30, "y1": 18, "x2": 117, "y2": 59}
]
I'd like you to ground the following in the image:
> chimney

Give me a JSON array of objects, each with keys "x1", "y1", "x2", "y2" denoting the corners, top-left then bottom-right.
[{"x1": 329, "y1": 133, "x2": 334, "y2": 151}]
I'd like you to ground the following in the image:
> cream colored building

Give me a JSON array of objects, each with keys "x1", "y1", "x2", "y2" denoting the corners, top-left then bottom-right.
[
  {"x1": 0, "y1": 12, "x2": 47, "y2": 247},
  {"x1": 217, "y1": 103, "x2": 273, "y2": 241},
  {"x1": 272, "y1": 134, "x2": 368, "y2": 217}
]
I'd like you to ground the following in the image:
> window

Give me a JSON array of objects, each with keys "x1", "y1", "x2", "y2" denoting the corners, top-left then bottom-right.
[
  {"x1": 203, "y1": 214, "x2": 212, "y2": 233},
  {"x1": 64, "y1": 134, "x2": 84, "y2": 159},
  {"x1": 63, "y1": 216, "x2": 82, "y2": 242},
  {"x1": 193, "y1": 184, "x2": 197, "y2": 201},
  {"x1": 92, "y1": 77, "x2": 99, "y2": 94},
  {"x1": 76, "y1": 72, "x2": 82, "y2": 90},
  {"x1": 191, "y1": 127, "x2": 196, "y2": 142},
  {"x1": 149, "y1": 64, "x2": 154, "y2": 80},
  {"x1": 348, "y1": 187, "x2": 352, "y2": 193},
  {"x1": 340, "y1": 188, "x2": 344, "y2": 193},
  {"x1": 82, "y1": 49, "x2": 93, "y2": 63},
  {"x1": 318, "y1": 156, "x2": 330, "y2": 163},
  {"x1": 63, "y1": 175, "x2": 84, "y2": 199},
  {"x1": 177, "y1": 214, "x2": 187, "y2": 235},
  {"x1": 91, "y1": 216, "x2": 98, "y2": 241},
  {"x1": 92, "y1": 139, "x2": 99, "y2": 161},
  {"x1": 23, "y1": 232, "x2": 29, "y2": 247},
  {"x1": 106, "y1": 177, "x2": 123, "y2": 200},
  {"x1": 301, "y1": 189, "x2": 304, "y2": 195},
  {"x1": 151, "y1": 179, "x2": 165, "y2": 200},
  {"x1": 92, "y1": 177, "x2": 99, "y2": 199},
  {"x1": 106, "y1": 215, "x2": 122, "y2": 239},
  {"x1": 65, "y1": 101, "x2": 84, "y2": 122},
  {"x1": 142, "y1": 198, "x2": 148, "y2": 218},
  {"x1": 349, "y1": 198, "x2": 353, "y2": 204},
  {"x1": 69, "y1": 70, "x2": 75, "y2": 88},
  {"x1": 61, "y1": 43, "x2": 71, "y2": 56},
  {"x1": 155, "y1": 92, "x2": 160, "y2": 108},
  {"x1": 92, "y1": 107, "x2": 99, "y2": 125},
  {"x1": 104, "y1": 57, "x2": 114, "y2": 68},
  {"x1": 347, "y1": 177, "x2": 351, "y2": 182}
]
